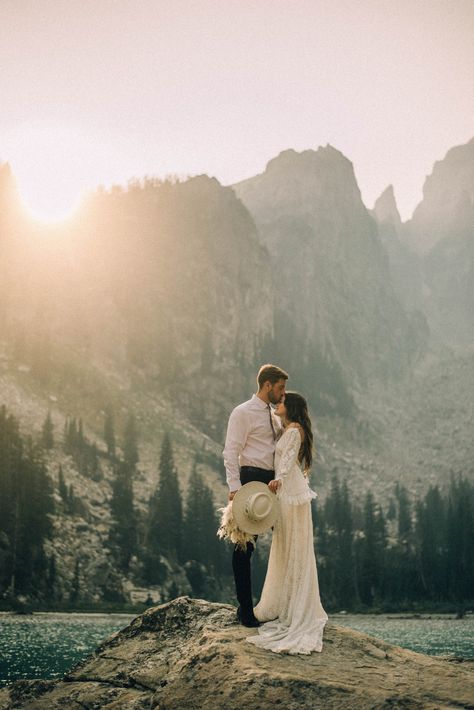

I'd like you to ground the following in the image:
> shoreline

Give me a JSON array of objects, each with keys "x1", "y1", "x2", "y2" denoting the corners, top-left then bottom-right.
[{"x1": 1, "y1": 610, "x2": 472, "y2": 619}]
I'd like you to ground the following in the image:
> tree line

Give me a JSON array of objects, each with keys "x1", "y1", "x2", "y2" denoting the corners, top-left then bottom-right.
[
  {"x1": 106, "y1": 424, "x2": 227, "y2": 601},
  {"x1": 315, "y1": 475, "x2": 474, "y2": 612},
  {"x1": 0, "y1": 406, "x2": 53, "y2": 600},
  {"x1": 0, "y1": 404, "x2": 228, "y2": 605},
  {"x1": 1, "y1": 402, "x2": 473, "y2": 611}
]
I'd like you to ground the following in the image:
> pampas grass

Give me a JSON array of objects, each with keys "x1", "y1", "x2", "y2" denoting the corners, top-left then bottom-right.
[{"x1": 217, "y1": 502, "x2": 255, "y2": 551}]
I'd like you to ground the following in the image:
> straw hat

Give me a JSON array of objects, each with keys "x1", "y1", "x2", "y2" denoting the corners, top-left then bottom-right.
[{"x1": 232, "y1": 481, "x2": 279, "y2": 534}]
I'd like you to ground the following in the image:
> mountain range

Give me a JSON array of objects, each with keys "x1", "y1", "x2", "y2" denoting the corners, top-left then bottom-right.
[{"x1": 0, "y1": 136, "x2": 473, "y2": 603}]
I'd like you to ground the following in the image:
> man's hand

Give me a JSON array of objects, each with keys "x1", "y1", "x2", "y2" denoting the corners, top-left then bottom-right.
[
  {"x1": 228, "y1": 491, "x2": 237, "y2": 501},
  {"x1": 268, "y1": 479, "x2": 281, "y2": 494}
]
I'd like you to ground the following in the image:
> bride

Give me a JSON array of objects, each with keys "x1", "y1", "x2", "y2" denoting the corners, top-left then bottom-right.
[{"x1": 247, "y1": 391, "x2": 328, "y2": 655}]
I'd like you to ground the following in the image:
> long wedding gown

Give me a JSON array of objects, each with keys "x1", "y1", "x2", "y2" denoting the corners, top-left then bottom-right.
[{"x1": 247, "y1": 427, "x2": 328, "y2": 654}]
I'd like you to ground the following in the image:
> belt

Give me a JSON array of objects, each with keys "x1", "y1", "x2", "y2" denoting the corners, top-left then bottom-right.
[{"x1": 240, "y1": 465, "x2": 275, "y2": 475}]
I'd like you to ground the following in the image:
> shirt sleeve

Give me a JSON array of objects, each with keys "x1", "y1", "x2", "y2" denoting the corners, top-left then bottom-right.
[
  {"x1": 275, "y1": 428, "x2": 301, "y2": 481},
  {"x1": 223, "y1": 407, "x2": 249, "y2": 492}
]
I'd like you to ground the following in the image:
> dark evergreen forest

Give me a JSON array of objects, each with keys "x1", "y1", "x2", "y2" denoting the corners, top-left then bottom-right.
[
  {"x1": 0, "y1": 406, "x2": 53, "y2": 600},
  {"x1": 313, "y1": 475, "x2": 474, "y2": 612},
  {"x1": 0, "y1": 404, "x2": 473, "y2": 612}
]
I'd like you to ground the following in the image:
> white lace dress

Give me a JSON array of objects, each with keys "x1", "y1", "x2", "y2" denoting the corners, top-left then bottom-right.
[{"x1": 247, "y1": 427, "x2": 328, "y2": 654}]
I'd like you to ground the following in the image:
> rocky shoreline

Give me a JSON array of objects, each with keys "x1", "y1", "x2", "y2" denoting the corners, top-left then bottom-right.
[{"x1": 1, "y1": 597, "x2": 473, "y2": 709}]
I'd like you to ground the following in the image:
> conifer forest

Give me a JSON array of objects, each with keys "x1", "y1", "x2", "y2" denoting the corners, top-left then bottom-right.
[{"x1": 1, "y1": 404, "x2": 472, "y2": 613}]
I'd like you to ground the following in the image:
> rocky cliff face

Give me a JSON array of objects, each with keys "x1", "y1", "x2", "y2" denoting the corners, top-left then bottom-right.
[
  {"x1": 0, "y1": 174, "x2": 273, "y2": 438},
  {"x1": 1, "y1": 597, "x2": 472, "y2": 709},
  {"x1": 234, "y1": 147, "x2": 426, "y2": 403},
  {"x1": 76, "y1": 175, "x2": 275, "y2": 436},
  {"x1": 404, "y1": 138, "x2": 474, "y2": 345},
  {"x1": 407, "y1": 138, "x2": 474, "y2": 256},
  {"x1": 371, "y1": 185, "x2": 424, "y2": 312}
]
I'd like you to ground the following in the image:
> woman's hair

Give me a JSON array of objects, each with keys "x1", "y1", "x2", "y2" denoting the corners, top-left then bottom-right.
[{"x1": 283, "y1": 391, "x2": 313, "y2": 472}]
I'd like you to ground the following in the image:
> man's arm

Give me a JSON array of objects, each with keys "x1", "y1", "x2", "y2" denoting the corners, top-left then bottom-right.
[{"x1": 223, "y1": 407, "x2": 248, "y2": 500}]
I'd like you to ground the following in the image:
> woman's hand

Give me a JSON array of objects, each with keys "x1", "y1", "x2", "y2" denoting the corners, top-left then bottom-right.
[{"x1": 268, "y1": 479, "x2": 281, "y2": 493}]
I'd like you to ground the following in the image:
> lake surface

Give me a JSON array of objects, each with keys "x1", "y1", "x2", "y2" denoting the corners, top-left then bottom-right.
[
  {"x1": 333, "y1": 614, "x2": 474, "y2": 659},
  {"x1": 1, "y1": 612, "x2": 473, "y2": 686},
  {"x1": 0, "y1": 612, "x2": 136, "y2": 687}
]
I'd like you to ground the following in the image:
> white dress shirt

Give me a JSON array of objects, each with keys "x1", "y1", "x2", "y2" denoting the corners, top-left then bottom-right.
[{"x1": 223, "y1": 394, "x2": 281, "y2": 492}]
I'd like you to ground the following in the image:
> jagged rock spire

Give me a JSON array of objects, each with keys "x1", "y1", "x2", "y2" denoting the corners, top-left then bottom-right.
[{"x1": 373, "y1": 185, "x2": 402, "y2": 227}]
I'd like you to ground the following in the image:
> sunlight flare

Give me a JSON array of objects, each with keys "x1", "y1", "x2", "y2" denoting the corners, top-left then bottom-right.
[
  {"x1": 19, "y1": 182, "x2": 82, "y2": 223},
  {"x1": 4, "y1": 121, "x2": 91, "y2": 223}
]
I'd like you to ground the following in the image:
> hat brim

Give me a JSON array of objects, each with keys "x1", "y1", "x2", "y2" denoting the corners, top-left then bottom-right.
[{"x1": 232, "y1": 481, "x2": 280, "y2": 534}]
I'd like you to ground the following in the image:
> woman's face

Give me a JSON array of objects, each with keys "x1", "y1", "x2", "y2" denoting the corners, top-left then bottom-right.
[{"x1": 274, "y1": 400, "x2": 287, "y2": 420}]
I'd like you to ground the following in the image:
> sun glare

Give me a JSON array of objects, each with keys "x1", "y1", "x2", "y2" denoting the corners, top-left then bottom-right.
[
  {"x1": 19, "y1": 181, "x2": 82, "y2": 224},
  {"x1": 5, "y1": 121, "x2": 93, "y2": 224}
]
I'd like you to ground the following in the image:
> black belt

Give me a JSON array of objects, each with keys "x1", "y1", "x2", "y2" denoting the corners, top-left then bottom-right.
[
  {"x1": 240, "y1": 466, "x2": 274, "y2": 485},
  {"x1": 240, "y1": 466, "x2": 274, "y2": 475}
]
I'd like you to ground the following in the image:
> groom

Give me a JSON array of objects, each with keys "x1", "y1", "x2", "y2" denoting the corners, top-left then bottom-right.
[{"x1": 223, "y1": 363, "x2": 288, "y2": 627}]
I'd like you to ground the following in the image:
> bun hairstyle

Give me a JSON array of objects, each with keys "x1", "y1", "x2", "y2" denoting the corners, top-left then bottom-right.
[{"x1": 283, "y1": 391, "x2": 313, "y2": 473}]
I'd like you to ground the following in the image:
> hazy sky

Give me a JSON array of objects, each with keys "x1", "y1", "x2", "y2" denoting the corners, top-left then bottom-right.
[{"x1": 1, "y1": 0, "x2": 473, "y2": 220}]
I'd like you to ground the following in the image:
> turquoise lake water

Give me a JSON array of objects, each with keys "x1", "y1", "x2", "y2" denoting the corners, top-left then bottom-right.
[{"x1": 1, "y1": 612, "x2": 473, "y2": 686}]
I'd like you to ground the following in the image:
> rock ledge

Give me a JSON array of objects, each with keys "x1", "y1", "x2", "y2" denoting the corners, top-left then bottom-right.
[{"x1": 1, "y1": 596, "x2": 473, "y2": 709}]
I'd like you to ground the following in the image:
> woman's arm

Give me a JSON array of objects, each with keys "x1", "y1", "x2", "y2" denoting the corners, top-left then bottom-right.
[{"x1": 268, "y1": 427, "x2": 302, "y2": 492}]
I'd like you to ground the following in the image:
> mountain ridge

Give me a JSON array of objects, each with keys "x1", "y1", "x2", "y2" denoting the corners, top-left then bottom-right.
[
  {"x1": 234, "y1": 145, "x2": 427, "y2": 392},
  {"x1": 1, "y1": 138, "x2": 473, "y2": 607}
]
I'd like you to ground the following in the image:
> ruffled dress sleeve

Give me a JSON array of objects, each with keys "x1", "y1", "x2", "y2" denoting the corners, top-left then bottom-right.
[
  {"x1": 275, "y1": 428, "x2": 317, "y2": 506},
  {"x1": 275, "y1": 428, "x2": 301, "y2": 481}
]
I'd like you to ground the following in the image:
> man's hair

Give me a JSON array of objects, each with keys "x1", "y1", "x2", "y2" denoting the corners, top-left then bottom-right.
[{"x1": 257, "y1": 364, "x2": 289, "y2": 389}]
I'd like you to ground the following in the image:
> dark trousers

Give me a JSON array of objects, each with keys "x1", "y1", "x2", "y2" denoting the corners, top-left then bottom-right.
[{"x1": 232, "y1": 466, "x2": 274, "y2": 616}]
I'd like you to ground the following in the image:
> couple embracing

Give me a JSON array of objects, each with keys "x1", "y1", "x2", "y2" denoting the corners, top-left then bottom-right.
[{"x1": 223, "y1": 364, "x2": 328, "y2": 655}]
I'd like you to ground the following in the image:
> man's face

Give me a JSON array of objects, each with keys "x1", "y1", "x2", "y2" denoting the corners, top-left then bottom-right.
[{"x1": 267, "y1": 378, "x2": 286, "y2": 405}]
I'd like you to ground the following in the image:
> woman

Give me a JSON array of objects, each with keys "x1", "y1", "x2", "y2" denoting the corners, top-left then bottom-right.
[{"x1": 247, "y1": 391, "x2": 328, "y2": 654}]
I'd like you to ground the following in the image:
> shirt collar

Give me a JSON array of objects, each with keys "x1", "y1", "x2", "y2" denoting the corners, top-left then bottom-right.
[{"x1": 251, "y1": 393, "x2": 269, "y2": 409}]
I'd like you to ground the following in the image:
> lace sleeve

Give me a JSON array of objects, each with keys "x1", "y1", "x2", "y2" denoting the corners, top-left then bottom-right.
[{"x1": 275, "y1": 428, "x2": 301, "y2": 480}]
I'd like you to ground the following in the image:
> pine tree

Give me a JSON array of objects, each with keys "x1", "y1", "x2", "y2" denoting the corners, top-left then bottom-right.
[
  {"x1": 395, "y1": 483, "x2": 412, "y2": 551},
  {"x1": 123, "y1": 414, "x2": 139, "y2": 468},
  {"x1": 104, "y1": 407, "x2": 116, "y2": 459},
  {"x1": 183, "y1": 460, "x2": 221, "y2": 574},
  {"x1": 71, "y1": 560, "x2": 80, "y2": 604},
  {"x1": 46, "y1": 554, "x2": 57, "y2": 602},
  {"x1": 79, "y1": 419, "x2": 84, "y2": 445},
  {"x1": 146, "y1": 433, "x2": 182, "y2": 563},
  {"x1": 41, "y1": 411, "x2": 54, "y2": 450},
  {"x1": 388, "y1": 483, "x2": 419, "y2": 603},
  {"x1": 68, "y1": 484, "x2": 75, "y2": 515},
  {"x1": 0, "y1": 410, "x2": 54, "y2": 598},
  {"x1": 356, "y1": 491, "x2": 386, "y2": 606},
  {"x1": 109, "y1": 460, "x2": 137, "y2": 571},
  {"x1": 63, "y1": 416, "x2": 101, "y2": 479},
  {"x1": 58, "y1": 465, "x2": 68, "y2": 503},
  {"x1": 63, "y1": 418, "x2": 69, "y2": 451},
  {"x1": 415, "y1": 486, "x2": 447, "y2": 600},
  {"x1": 338, "y1": 478, "x2": 355, "y2": 606},
  {"x1": 446, "y1": 477, "x2": 474, "y2": 604},
  {"x1": 321, "y1": 476, "x2": 355, "y2": 608},
  {"x1": 63, "y1": 417, "x2": 76, "y2": 454},
  {"x1": 87, "y1": 443, "x2": 101, "y2": 481}
]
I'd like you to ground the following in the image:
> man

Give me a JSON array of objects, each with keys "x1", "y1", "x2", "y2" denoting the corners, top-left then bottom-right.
[{"x1": 223, "y1": 363, "x2": 288, "y2": 627}]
